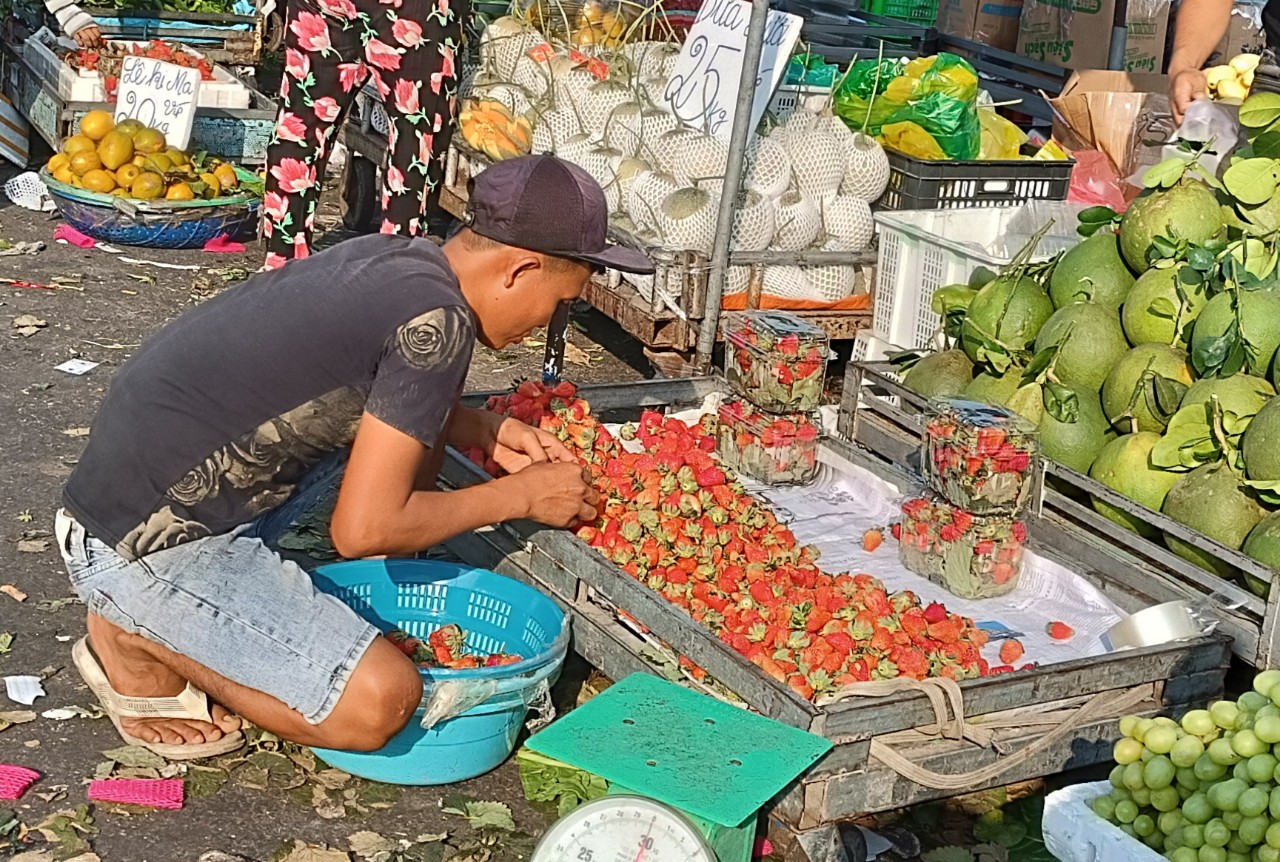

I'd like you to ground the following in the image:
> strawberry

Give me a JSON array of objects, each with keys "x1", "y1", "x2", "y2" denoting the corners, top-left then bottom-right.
[
  {"x1": 998, "y1": 639, "x2": 1024, "y2": 665},
  {"x1": 1045, "y1": 621, "x2": 1074, "y2": 640},
  {"x1": 922, "y1": 601, "x2": 948, "y2": 624},
  {"x1": 862, "y1": 529, "x2": 884, "y2": 552}
]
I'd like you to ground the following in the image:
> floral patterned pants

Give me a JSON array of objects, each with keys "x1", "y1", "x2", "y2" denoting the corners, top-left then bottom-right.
[{"x1": 261, "y1": 0, "x2": 466, "y2": 269}]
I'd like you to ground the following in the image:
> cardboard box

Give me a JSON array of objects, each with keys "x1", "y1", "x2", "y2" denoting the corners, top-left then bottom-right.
[
  {"x1": 1017, "y1": 0, "x2": 1171, "y2": 73},
  {"x1": 938, "y1": 0, "x2": 1026, "y2": 52},
  {"x1": 1213, "y1": 2, "x2": 1266, "y2": 61},
  {"x1": 1049, "y1": 70, "x2": 1173, "y2": 180}
]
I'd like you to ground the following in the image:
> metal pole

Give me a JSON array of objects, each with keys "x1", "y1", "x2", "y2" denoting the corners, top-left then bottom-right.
[
  {"x1": 1107, "y1": 0, "x2": 1129, "y2": 71},
  {"x1": 695, "y1": 0, "x2": 771, "y2": 370},
  {"x1": 542, "y1": 300, "x2": 571, "y2": 383}
]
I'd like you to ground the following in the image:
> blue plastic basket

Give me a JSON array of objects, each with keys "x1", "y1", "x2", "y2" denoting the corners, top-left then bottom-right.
[
  {"x1": 41, "y1": 168, "x2": 260, "y2": 249},
  {"x1": 310, "y1": 559, "x2": 568, "y2": 785}
]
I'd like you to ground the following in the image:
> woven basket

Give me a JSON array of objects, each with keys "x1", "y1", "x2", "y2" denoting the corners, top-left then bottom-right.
[{"x1": 42, "y1": 168, "x2": 261, "y2": 249}]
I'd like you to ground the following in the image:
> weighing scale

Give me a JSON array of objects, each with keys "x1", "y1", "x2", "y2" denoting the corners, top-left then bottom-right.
[{"x1": 526, "y1": 674, "x2": 833, "y2": 862}]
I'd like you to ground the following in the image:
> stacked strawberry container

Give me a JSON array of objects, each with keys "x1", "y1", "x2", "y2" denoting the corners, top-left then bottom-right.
[
  {"x1": 898, "y1": 400, "x2": 1040, "y2": 599},
  {"x1": 718, "y1": 311, "x2": 828, "y2": 486}
]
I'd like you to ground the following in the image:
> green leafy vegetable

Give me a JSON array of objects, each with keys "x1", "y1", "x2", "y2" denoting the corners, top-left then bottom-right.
[{"x1": 515, "y1": 748, "x2": 609, "y2": 817}]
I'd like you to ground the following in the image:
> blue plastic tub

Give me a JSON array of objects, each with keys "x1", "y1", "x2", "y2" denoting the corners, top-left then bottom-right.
[{"x1": 310, "y1": 559, "x2": 568, "y2": 785}]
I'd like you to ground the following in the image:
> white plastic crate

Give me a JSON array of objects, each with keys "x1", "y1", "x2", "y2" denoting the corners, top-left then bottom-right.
[
  {"x1": 1042, "y1": 782, "x2": 1164, "y2": 862},
  {"x1": 24, "y1": 35, "x2": 251, "y2": 109},
  {"x1": 872, "y1": 201, "x2": 1086, "y2": 351},
  {"x1": 768, "y1": 84, "x2": 832, "y2": 123}
]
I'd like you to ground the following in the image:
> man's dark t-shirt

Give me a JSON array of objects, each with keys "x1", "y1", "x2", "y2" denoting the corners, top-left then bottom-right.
[
  {"x1": 1265, "y1": 0, "x2": 1280, "y2": 49},
  {"x1": 63, "y1": 234, "x2": 475, "y2": 562}
]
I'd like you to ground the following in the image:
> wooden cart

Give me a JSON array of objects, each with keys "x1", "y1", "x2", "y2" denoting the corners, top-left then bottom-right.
[
  {"x1": 439, "y1": 376, "x2": 1231, "y2": 862},
  {"x1": 846, "y1": 360, "x2": 1280, "y2": 670},
  {"x1": 1, "y1": 41, "x2": 276, "y2": 164}
]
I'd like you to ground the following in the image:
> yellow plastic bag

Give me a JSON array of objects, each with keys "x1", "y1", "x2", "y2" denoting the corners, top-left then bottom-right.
[
  {"x1": 978, "y1": 107, "x2": 1027, "y2": 160},
  {"x1": 880, "y1": 121, "x2": 948, "y2": 160}
]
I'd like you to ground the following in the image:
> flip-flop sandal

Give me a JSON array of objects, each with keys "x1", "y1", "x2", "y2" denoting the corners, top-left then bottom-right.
[{"x1": 72, "y1": 636, "x2": 245, "y2": 761}]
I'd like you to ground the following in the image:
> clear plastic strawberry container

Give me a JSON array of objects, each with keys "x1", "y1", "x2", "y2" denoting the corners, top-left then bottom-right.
[
  {"x1": 722, "y1": 310, "x2": 829, "y2": 413},
  {"x1": 923, "y1": 399, "x2": 1040, "y2": 514},
  {"x1": 716, "y1": 398, "x2": 820, "y2": 486},
  {"x1": 897, "y1": 496, "x2": 1027, "y2": 599}
]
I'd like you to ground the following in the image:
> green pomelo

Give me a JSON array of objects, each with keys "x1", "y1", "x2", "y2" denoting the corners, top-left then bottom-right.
[
  {"x1": 1182, "y1": 375, "x2": 1276, "y2": 424},
  {"x1": 1191, "y1": 290, "x2": 1280, "y2": 378},
  {"x1": 962, "y1": 371, "x2": 1020, "y2": 405},
  {"x1": 1006, "y1": 382, "x2": 1045, "y2": 425},
  {"x1": 902, "y1": 350, "x2": 975, "y2": 398},
  {"x1": 1035, "y1": 302, "x2": 1130, "y2": 392},
  {"x1": 1119, "y1": 180, "x2": 1225, "y2": 271},
  {"x1": 960, "y1": 275, "x2": 1055, "y2": 364},
  {"x1": 1242, "y1": 397, "x2": 1280, "y2": 481},
  {"x1": 1122, "y1": 265, "x2": 1209, "y2": 348},
  {"x1": 1162, "y1": 462, "x2": 1266, "y2": 578},
  {"x1": 1089, "y1": 432, "x2": 1181, "y2": 537},
  {"x1": 1050, "y1": 231, "x2": 1137, "y2": 310},
  {"x1": 1243, "y1": 512, "x2": 1280, "y2": 597},
  {"x1": 1039, "y1": 385, "x2": 1115, "y2": 474},
  {"x1": 1101, "y1": 344, "x2": 1195, "y2": 433}
]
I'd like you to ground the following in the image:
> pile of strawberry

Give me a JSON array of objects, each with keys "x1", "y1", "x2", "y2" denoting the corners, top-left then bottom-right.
[
  {"x1": 386, "y1": 624, "x2": 522, "y2": 669},
  {"x1": 69, "y1": 40, "x2": 216, "y2": 100},
  {"x1": 469, "y1": 380, "x2": 1011, "y2": 700}
]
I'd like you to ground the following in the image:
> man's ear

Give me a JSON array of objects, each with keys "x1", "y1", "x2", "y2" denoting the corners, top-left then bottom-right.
[{"x1": 506, "y1": 254, "x2": 544, "y2": 290}]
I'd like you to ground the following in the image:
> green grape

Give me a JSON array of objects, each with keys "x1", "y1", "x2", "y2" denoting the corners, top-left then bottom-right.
[
  {"x1": 1116, "y1": 799, "x2": 1140, "y2": 823},
  {"x1": 1162, "y1": 810, "x2": 1186, "y2": 835},
  {"x1": 1136, "y1": 718, "x2": 1157, "y2": 742},
  {"x1": 1254, "y1": 671, "x2": 1280, "y2": 698},
  {"x1": 1116, "y1": 737, "x2": 1145, "y2": 765},
  {"x1": 1092, "y1": 794, "x2": 1116, "y2": 820},
  {"x1": 1134, "y1": 814, "x2": 1156, "y2": 837},
  {"x1": 1206, "y1": 819, "x2": 1233, "y2": 847},
  {"x1": 1236, "y1": 730, "x2": 1269, "y2": 758},
  {"x1": 1241, "y1": 787, "x2": 1271, "y2": 818},
  {"x1": 1199, "y1": 754, "x2": 1232, "y2": 781},
  {"x1": 1146, "y1": 755, "x2": 1177, "y2": 790},
  {"x1": 1255, "y1": 716, "x2": 1280, "y2": 745},
  {"x1": 1185, "y1": 710, "x2": 1218, "y2": 737},
  {"x1": 1172, "y1": 848, "x2": 1199, "y2": 862},
  {"x1": 1186, "y1": 793, "x2": 1216, "y2": 825},
  {"x1": 1109, "y1": 763, "x2": 1126, "y2": 787},
  {"x1": 1180, "y1": 767, "x2": 1204, "y2": 791},
  {"x1": 1212, "y1": 737, "x2": 1245, "y2": 767},
  {"x1": 1149, "y1": 726, "x2": 1181, "y2": 755},
  {"x1": 1124, "y1": 761, "x2": 1147, "y2": 791},
  {"x1": 1200, "y1": 846, "x2": 1228, "y2": 862},
  {"x1": 1154, "y1": 786, "x2": 1183, "y2": 812},
  {"x1": 1233, "y1": 836, "x2": 1254, "y2": 854},
  {"x1": 1241, "y1": 815, "x2": 1271, "y2": 846},
  {"x1": 1242, "y1": 692, "x2": 1271, "y2": 714},
  {"x1": 1133, "y1": 787, "x2": 1153, "y2": 807},
  {"x1": 1208, "y1": 778, "x2": 1250, "y2": 813},
  {"x1": 1143, "y1": 747, "x2": 1157, "y2": 763},
  {"x1": 1250, "y1": 755, "x2": 1280, "y2": 784},
  {"x1": 1267, "y1": 821, "x2": 1280, "y2": 849},
  {"x1": 1175, "y1": 736, "x2": 1210, "y2": 768},
  {"x1": 1121, "y1": 715, "x2": 1143, "y2": 738},
  {"x1": 1239, "y1": 762, "x2": 1256, "y2": 783},
  {"x1": 1225, "y1": 810, "x2": 1246, "y2": 831},
  {"x1": 1257, "y1": 844, "x2": 1280, "y2": 862},
  {"x1": 1215, "y1": 702, "x2": 1243, "y2": 731},
  {"x1": 1270, "y1": 786, "x2": 1280, "y2": 819},
  {"x1": 1225, "y1": 853, "x2": 1250, "y2": 862},
  {"x1": 1143, "y1": 830, "x2": 1165, "y2": 850},
  {"x1": 1186, "y1": 823, "x2": 1207, "y2": 848}
]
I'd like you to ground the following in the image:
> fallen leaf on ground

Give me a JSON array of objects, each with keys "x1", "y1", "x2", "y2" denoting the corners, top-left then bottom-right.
[
  {"x1": 186, "y1": 765, "x2": 228, "y2": 798},
  {"x1": 0, "y1": 633, "x2": 12, "y2": 654},
  {"x1": 0, "y1": 586, "x2": 26, "y2": 602},
  {"x1": 101, "y1": 745, "x2": 167, "y2": 770},
  {"x1": 12, "y1": 315, "x2": 46, "y2": 337},
  {"x1": 38, "y1": 597, "x2": 82, "y2": 612},
  {"x1": 563, "y1": 341, "x2": 592, "y2": 366},
  {"x1": 15, "y1": 511, "x2": 32, "y2": 523},
  {"x1": 62, "y1": 428, "x2": 90, "y2": 438},
  {"x1": 348, "y1": 831, "x2": 395, "y2": 860},
  {"x1": 440, "y1": 797, "x2": 516, "y2": 832},
  {"x1": 16, "y1": 540, "x2": 49, "y2": 553},
  {"x1": 273, "y1": 840, "x2": 350, "y2": 862},
  {"x1": 23, "y1": 740, "x2": 40, "y2": 749},
  {"x1": 0, "y1": 710, "x2": 37, "y2": 733},
  {"x1": 35, "y1": 806, "x2": 95, "y2": 858}
]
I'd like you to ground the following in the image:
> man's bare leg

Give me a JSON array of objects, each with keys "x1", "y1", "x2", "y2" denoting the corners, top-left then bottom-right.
[{"x1": 87, "y1": 613, "x2": 423, "y2": 751}]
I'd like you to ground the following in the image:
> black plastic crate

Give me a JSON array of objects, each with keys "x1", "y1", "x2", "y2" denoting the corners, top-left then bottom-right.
[{"x1": 879, "y1": 149, "x2": 1075, "y2": 210}]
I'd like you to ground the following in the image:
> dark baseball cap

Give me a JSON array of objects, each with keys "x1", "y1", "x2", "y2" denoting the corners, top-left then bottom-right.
[{"x1": 464, "y1": 154, "x2": 655, "y2": 275}]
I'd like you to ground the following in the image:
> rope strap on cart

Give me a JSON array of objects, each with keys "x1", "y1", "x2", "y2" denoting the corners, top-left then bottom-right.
[{"x1": 817, "y1": 678, "x2": 1154, "y2": 791}]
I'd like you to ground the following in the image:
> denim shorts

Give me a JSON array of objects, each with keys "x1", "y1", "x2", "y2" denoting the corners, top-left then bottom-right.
[{"x1": 55, "y1": 452, "x2": 379, "y2": 724}]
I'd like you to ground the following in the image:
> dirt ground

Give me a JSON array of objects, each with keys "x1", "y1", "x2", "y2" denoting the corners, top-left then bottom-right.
[{"x1": 0, "y1": 172, "x2": 651, "y2": 862}]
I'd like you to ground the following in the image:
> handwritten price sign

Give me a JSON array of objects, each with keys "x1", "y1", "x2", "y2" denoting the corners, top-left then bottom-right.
[
  {"x1": 662, "y1": 0, "x2": 801, "y2": 138},
  {"x1": 114, "y1": 56, "x2": 201, "y2": 150}
]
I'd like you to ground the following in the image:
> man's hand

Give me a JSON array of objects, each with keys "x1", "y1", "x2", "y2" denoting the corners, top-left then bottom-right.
[
  {"x1": 504, "y1": 462, "x2": 598, "y2": 527},
  {"x1": 491, "y1": 417, "x2": 577, "y2": 474},
  {"x1": 1170, "y1": 66, "x2": 1208, "y2": 124},
  {"x1": 74, "y1": 25, "x2": 104, "y2": 49}
]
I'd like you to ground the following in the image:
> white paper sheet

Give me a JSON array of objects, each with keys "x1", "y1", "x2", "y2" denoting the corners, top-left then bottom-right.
[{"x1": 4, "y1": 675, "x2": 45, "y2": 705}]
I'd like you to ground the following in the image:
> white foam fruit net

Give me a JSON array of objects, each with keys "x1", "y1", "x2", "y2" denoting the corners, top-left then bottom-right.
[{"x1": 5, "y1": 172, "x2": 55, "y2": 212}]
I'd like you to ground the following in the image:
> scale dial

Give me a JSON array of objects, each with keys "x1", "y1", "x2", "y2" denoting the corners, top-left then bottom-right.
[{"x1": 530, "y1": 794, "x2": 717, "y2": 862}]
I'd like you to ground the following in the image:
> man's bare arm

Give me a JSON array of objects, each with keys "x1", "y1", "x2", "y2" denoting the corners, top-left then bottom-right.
[{"x1": 330, "y1": 412, "x2": 595, "y2": 558}]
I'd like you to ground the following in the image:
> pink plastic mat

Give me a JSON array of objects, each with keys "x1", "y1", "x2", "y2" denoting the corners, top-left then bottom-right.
[
  {"x1": 0, "y1": 764, "x2": 40, "y2": 799},
  {"x1": 88, "y1": 778, "x2": 184, "y2": 809}
]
